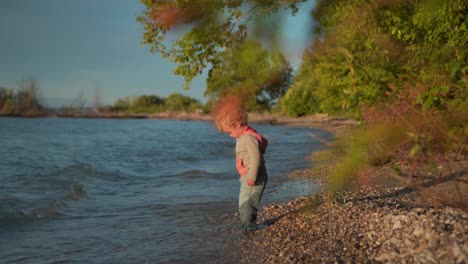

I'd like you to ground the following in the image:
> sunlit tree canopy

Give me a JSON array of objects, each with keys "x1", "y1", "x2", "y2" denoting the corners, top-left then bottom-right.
[
  {"x1": 138, "y1": 0, "x2": 304, "y2": 91},
  {"x1": 139, "y1": 0, "x2": 467, "y2": 116}
]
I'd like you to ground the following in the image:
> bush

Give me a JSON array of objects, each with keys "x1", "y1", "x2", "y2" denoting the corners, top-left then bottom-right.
[
  {"x1": 279, "y1": 85, "x2": 318, "y2": 117},
  {"x1": 164, "y1": 93, "x2": 201, "y2": 112}
]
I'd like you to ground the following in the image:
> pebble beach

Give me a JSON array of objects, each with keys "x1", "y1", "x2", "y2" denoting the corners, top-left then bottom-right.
[
  {"x1": 237, "y1": 116, "x2": 467, "y2": 263},
  {"x1": 240, "y1": 176, "x2": 467, "y2": 263}
]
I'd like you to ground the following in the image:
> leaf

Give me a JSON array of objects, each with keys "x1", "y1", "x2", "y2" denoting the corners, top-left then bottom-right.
[{"x1": 409, "y1": 144, "x2": 419, "y2": 158}]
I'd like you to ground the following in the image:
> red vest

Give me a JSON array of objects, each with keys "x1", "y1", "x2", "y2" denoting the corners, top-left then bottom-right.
[{"x1": 242, "y1": 126, "x2": 268, "y2": 154}]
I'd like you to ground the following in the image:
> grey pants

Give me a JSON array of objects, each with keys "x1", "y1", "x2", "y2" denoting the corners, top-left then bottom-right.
[{"x1": 238, "y1": 175, "x2": 267, "y2": 228}]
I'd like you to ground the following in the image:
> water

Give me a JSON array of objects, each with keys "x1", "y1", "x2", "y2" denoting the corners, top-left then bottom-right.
[{"x1": 0, "y1": 117, "x2": 333, "y2": 263}]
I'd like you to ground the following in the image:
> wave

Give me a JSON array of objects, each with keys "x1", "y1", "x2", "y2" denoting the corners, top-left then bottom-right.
[
  {"x1": 64, "y1": 182, "x2": 87, "y2": 201},
  {"x1": 174, "y1": 169, "x2": 219, "y2": 180},
  {"x1": 175, "y1": 155, "x2": 200, "y2": 162},
  {"x1": 177, "y1": 169, "x2": 209, "y2": 176},
  {"x1": 206, "y1": 142, "x2": 234, "y2": 158},
  {"x1": 0, "y1": 199, "x2": 65, "y2": 225},
  {"x1": 48, "y1": 163, "x2": 128, "y2": 182},
  {"x1": 0, "y1": 182, "x2": 87, "y2": 225},
  {"x1": 0, "y1": 162, "x2": 139, "y2": 225},
  {"x1": 156, "y1": 170, "x2": 228, "y2": 182}
]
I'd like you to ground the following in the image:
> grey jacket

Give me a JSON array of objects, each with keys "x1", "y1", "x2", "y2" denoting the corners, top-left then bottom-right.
[{"x1": 235, "y1": 134, "x2": 267, "y2": 183}]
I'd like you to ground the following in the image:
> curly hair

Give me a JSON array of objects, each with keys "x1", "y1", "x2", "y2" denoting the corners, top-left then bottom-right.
[
  {"x1": 213, "y1": 94, "x2": 248, "y2": 132},
  {"x1": 215, "y1": 110, "x2": 248, "y2": 132}
]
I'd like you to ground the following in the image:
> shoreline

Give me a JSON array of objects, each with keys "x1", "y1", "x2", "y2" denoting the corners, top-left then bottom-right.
[
  {"x1": 242, "y1": 175, "x2": 467, "y2": 263},
  {"x1": 238, "y1": 120, "x2": 467, "y2": 263},
  {"x1": 1, "y1": 111, "x2": 358, "y2": 141},
  {"x1": 0, "y1": 111, "x2": 359, "y2": 135},
  {"x1": 4, "y1": 113, "x2": 465, "y2": 262}
]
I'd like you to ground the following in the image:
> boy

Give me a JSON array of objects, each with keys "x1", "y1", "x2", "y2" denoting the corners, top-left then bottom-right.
[{"x1": 215, "y1": 108, "x2": 268, "y2": 231}]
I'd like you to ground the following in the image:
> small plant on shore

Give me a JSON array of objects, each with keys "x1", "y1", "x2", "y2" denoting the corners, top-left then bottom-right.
[
  {"x1": 302, "y1": 196, "x2": 324, "y2": 214},
  {"x1": 327, "y1": 81, "x2": 467, "y2": 211}
]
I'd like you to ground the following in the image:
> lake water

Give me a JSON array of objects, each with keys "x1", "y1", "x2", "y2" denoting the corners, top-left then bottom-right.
[{"x1": 0, "y1": 117, "x2": 332, "y2": 263}]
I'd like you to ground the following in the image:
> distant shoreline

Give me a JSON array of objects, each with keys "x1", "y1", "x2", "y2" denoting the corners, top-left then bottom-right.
[{"x1": 0, "y1": 112, "x2": 359, "y2": 135}]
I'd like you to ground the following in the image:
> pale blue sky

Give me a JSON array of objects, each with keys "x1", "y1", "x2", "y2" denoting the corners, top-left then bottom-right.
[{"x1": 0, "y1": 0, "x2": 314, "y2": 107}]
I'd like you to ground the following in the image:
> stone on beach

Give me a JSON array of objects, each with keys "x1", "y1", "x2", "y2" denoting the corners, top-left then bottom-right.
[{"x1": 239, "y1": 173, "x2": 467, "y2": 263}]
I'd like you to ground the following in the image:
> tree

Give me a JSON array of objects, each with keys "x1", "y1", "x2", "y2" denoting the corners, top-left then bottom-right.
[
  {"x1": 139, "y1": 0, "x2": 467, "y2": 116},
  {"x1": 164, "y1": 93, "x2": 201, "y2": 112},
  {"x1": 138, "y1": 0, "x2": 303, "y2": 90},
  {"x1": 204, "y1": 40, "x2": 293, "y2": 111},
  {"x1": 15, "y1": 79, "x2": 42, "y2": 115},
  {"x1": 0, "y1": 86, "x2": 13, "y2": 108},
  {"x1": 136, "y1": 94, "x2": 166, "y2": 106},
  {"x1": 305, "y1": 0, "x2": 468, "y2": 207},
  {"x1": 0, "y1": 86, "x2": 15, "y2": 115},
  {"x1": 132, "y1": 94, "x2": 166, "y2": 113},
  {"x1": 111, "y1": 94, "x2": 201, "y2": 113},
  {"x1": 71, "y1": 90, "x2": 86, "y2": 113},
  {"x1": 112, "y1": 97, "x2": 132, "y2": 112},
  {"x1": 93, "y1": 86, "x2": 103, "y2": 113},
  {"x1": 138, "y1": 0, "x2": 467, "y2": 210},
  {"x1": 281, "y1": 0, "x2": 467, "y2": 116}
]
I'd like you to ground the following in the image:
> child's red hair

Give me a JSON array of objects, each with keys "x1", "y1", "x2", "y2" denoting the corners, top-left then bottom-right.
[{"x1": 212, "y1": 94, "x2": 248, "y2": 132}]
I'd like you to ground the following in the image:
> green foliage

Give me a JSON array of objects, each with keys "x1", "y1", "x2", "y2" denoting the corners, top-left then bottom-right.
[
  {"x1": 0, "y1": 80, "x2": 43, "y2": 116},
  {"x1": 112, "y1": 97, "x2": 133, "y2": 112},
  {"x1": 328, "y1": 131, "x2": 367, "y2": 191},
  {"x1": 205, "y1": 40, "x2": 293, "y2": 111},
  {"x1": 136, "y1": 0, "x2": 467, "y2": 209},
  {"x1": 283, "y1": 0, "x2": 400, "y2": 117},
  {"x1": 326, "y1": 79, "x2": 467, "y2": 205},
  {"x1": 302, "y1": 196, "x2": 324, "y2": 214},
  {"x1": 132, "y1": 94, "x2": 166, "y2": 113},
  {"x1": 111, "y1": 93, "x2": 201, "y2": 113},
  {"x1": 279, "y1": 0, "x2": 467, "y2": 118},
  {"x1": 378, "y1": 0, "x2": 468, "y2": 111},
  {"x1": 0, "y1": 98, "x2": 15, "y2": 115},
  {"x1": 164, "y1": 93, "x2": 201, "y2": 112},
  {"x1": 415, "y1": 85, "x2": 450, "y2": 109},
  {"x1": 0, "y1": 87, "x2": 15, "y2": 114},
  {"x1": 137, "y1": 94, "x2": 166, "y2": 106},
  {"x1": 138, "y1": 0, "x2": 303, "y2": 90},
  {"x1": 297, "y1": 1, "x2": 468, "y2": 207},
  {"x1": 279, "y1": 84, "x2": 317, "y2": 117}
]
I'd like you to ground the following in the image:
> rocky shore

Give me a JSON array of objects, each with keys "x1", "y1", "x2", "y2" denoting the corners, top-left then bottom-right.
[
  {"x1": 236, "y1": 117, "x2": 467, "y2": 264},
  {"x1": 240, "y1": 171, "x2": 467, "y2": 263},
  {"x1": 8, "y1": 112, "x2": 466, "y2": 262}
]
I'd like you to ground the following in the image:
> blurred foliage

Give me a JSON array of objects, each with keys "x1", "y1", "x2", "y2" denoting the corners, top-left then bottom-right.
[
  {"x1": 0, "y1": 80, "x2": 44, "y2": 116},
  {"x1": 165, "y1": 93, "x2": 202, "y2": 112},
  {"x1": 139, "y1": 0, "x2": 466, "y2": 115},
  {"x1": 318, "y1": 0, "x2": 468, "y2": 191},
  {"x1": 281, "y1": 0, "x2": 467, "y2": 117},
  {"x1": 139, "y1": 0, "x2": 467, "y2": 207},
  {"x1": 138, "y1": 0, "x2": 297, "y2": 111},
  {"x1": 111, "y1": 93, "x2": 202, "y2": 113},
  {"x1": 205, "y1": 40, "x2": 293, "y2": 112},
  {"x1": 112, "y1": 94, "x2": 166, "y2": 113},
  {"x1": 328, "y1": 84, "x2": 467, "y2": 210},
  {"x1": 0, "y1": 86, "x2": 15, "y2": 115}
]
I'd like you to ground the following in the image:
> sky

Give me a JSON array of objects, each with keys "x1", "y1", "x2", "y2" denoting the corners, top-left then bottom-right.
[{"x1": 0, "y1": 0, "x2": 314, "y2": 107}]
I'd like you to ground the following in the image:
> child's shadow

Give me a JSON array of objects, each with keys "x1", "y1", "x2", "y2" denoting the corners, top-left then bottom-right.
[{"x1": 260, "y1": 208, "x2": 302, "y2": 227}]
